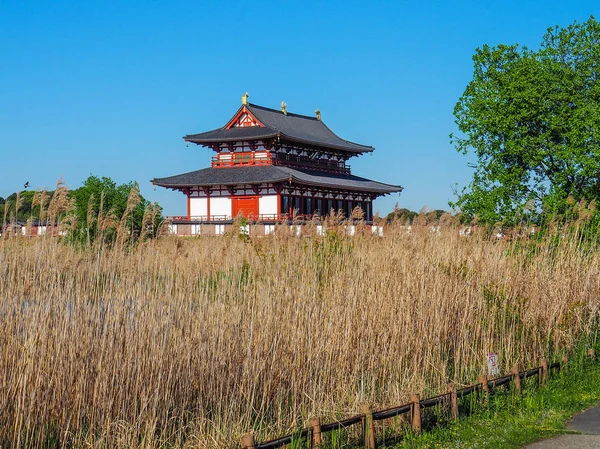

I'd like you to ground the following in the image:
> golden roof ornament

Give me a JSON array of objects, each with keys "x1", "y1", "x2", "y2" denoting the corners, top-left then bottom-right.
[
  {"x1": 241, "y1": 92, "x2": 249, "y2": 105},
  {"x1": 315, "y1": 109, "x2": 321, "y2": 120},
  {"x1": 281, "y1": 101, "x2": 287, "y2": 115}
]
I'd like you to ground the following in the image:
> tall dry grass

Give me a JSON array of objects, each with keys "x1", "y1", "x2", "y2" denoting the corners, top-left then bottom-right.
[{"x1": 0, "y1": 217, "x2": 599, "y2": 448}]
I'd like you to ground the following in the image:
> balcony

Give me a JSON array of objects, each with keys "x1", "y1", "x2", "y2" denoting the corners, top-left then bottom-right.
[
  {"x1": 273, "y1": 153, "x2": 351, "y2": 174},
  {"x1": 212, "y1": 152, "x2": 272, "y2": 168},
  {"x1": 169, "y1": 214, "x2": 289, "y2": 223},
  {"x1": 210, "y1": 151, "x2": 351, "y2": 174}
]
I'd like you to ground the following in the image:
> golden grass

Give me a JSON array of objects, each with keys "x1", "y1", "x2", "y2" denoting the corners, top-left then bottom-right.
[{"x1": 0, "y1": 221, "x2": 599, "y2": 448}]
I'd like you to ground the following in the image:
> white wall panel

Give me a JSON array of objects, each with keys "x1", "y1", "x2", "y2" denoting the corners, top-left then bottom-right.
[
  {"x1": 190, "y1": 198, "x2": 208, "y2": 217},
  {"x1": 259, "y1": 195, "x2": 278, "y2": 216},
  {"x1": 211, "y1": 197, "x2": 232, "y2": 219}
]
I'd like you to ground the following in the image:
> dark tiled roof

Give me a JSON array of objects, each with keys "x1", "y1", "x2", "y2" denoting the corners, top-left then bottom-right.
[
  {"x1": 151, "y1": 165, "x2": 402, "y2": 194},
  {"x1": 184, "y1": 126, "x2": 278, "y2": 143},
  {"x1": 184, "y1": 103, "x2": 374, "y2": 154}
]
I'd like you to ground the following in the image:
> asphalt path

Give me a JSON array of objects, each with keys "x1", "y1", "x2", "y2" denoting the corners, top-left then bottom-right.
[{"x1": 525, "y1": 403, "x2": 600, "y2": 448}]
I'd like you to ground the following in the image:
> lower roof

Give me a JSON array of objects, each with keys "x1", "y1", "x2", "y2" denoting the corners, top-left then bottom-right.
[{"x1": 151, "y1": 165, "x2": 402, "y2": 194}]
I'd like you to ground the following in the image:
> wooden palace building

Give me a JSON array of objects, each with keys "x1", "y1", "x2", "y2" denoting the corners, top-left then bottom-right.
[{"x1": 151, "y1": 94, "x2": 402, "y2": 235}]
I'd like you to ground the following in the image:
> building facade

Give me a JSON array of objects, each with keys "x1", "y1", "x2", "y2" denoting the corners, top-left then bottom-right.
[{"x1": 151, "y1": 94, "x2": 402, "y2": 234}]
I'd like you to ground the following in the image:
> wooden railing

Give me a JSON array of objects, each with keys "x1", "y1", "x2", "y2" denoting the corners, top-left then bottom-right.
[
  {"x1": 240, "y1": 350, "x2": 596, "y2": 449},
  {"x1": 168, "y1": 214, "x2": 335, "y2": 223},
  {"x1": 210, "y1": 151, "x2": 352, "y2": 173},
  {"x1": 212, "y1": 152, "x2": 273, "y2": 168},
  {"x1": 273, "y1": 154, "x2": 351, "y2": 174},
  {"x1": 168, "y1": 214, "x2": 290, "y2": 223}
]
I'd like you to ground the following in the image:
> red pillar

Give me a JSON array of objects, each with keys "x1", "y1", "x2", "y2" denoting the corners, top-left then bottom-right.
[
  {"x1": 206, "y1": 194, "x2": 211, "y2": 221},
  {"x1": 277, "y1": 194, "x2": 281, "y2": 220}
]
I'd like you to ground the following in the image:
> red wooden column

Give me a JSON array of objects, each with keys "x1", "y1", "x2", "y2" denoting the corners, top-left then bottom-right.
[
  {"x1": 286, "y1": 188, "x2": 294, "y2": 217},
  {"x1": 186, "y1": 189, "x2": 191, "y2": 219},
  {"x1": 299, "y1": 189, "x2": 305, "y2": 215},
  {"x1": 203, "y1": 187, "x2": 211, "y2": 221},
  {"x1": 277, "y1": 194, "x2": 281, "y2": 220}
]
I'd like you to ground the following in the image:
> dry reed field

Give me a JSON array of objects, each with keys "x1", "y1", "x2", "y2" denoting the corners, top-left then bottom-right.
[{"x1": 1, "y1": 216, "x2": 599, "y2": 448}]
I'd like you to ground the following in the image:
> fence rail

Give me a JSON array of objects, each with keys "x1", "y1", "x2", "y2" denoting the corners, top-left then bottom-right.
[{"x1": 241, "y1": 350, "x2": 596, "y2": 449}]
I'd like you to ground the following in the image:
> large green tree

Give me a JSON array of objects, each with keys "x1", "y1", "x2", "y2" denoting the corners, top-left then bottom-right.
[
  {"x1": 452, "y1": 17, "x2": 600, "y2": 224},
  {"x1": 71, "y1": 175, "x2": 162, "y2": 243}
]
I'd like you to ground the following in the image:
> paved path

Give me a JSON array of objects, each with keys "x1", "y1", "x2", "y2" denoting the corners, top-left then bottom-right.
[{"x1": 525, "y1": 403, "x2": 600, "y2": 448}]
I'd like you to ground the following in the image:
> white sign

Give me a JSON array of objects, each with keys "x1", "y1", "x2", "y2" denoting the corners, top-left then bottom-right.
[{"x1": 487, "y1": 352, "x2": 500, "y2": 376}]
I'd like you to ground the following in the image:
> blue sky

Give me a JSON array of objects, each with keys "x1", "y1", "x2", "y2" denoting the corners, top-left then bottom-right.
[{"x1": 0, "y1": 1, "x2": 597, "y2": 217}]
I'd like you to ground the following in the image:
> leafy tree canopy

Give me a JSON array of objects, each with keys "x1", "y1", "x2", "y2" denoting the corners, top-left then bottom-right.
[
  {"x1": 386, "y1": 204, "x2": 453, "y2": 225},
  {"x1": 71, "y1": 175, "x2": 162, "y2": 243},
  {"x1": 386, "y1": 205, "x2": 419, "y2": 223},
  {"x1": 1, "y1": 176, "x2": 163, "y2": 243},
  {"x1": 451, "y1": 16, "x2": 600, "y2": 225}
]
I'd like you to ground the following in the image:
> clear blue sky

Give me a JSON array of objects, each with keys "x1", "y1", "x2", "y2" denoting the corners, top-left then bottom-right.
[{"x1": 1, "y1": 1, "x2": 597, "y2": 217}]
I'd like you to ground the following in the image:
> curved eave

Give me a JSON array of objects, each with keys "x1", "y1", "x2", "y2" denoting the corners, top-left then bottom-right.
[
  {"x1": 150, "y1": 177, "x2": 290, "y2": 189},
  {"x1": 151, "y1": 178, "x2": 401, "y2": 195},
  {"x1": 291, "y1": 178, "x2": 403, "y2": 194},
  {"x1": 278, "y1": 133, "x2": 374, "y2": 154},
  {"x1": 182, "y1": 129, "x2": 373, "y2": 154},
  {"x1": 183, "y1": 129, "x2": 279, "y2": 145},
  {"x1": 183, "y1": 132, "x2": 374, "y2": 154},
  {"x1": 183, "y1": 135, "x2": 281, "y2": 144}
]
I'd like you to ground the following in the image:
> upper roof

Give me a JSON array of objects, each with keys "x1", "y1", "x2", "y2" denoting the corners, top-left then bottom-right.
[
  {"x1": 151, "y1": 165, "x2": 402, "y2": 195},
  {"x1": 184, "y1": 103, "x2": 374, "y2": 154}
]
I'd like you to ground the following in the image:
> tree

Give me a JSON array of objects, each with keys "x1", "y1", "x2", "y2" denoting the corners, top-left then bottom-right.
[
  {"x1": 386, "y1": 203, "x2": 418, "y2": 223},
  {"x1": 451, "y1": 17, "x2": 600, "y2": 225},
  {"x1": 71, "y1": 175, "x2": 162, "y2": 244}
]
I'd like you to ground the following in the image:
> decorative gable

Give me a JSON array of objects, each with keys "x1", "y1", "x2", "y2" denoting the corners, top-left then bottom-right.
[{"x1": 225, "y1": 106, "x2": 264, "y2": 129}]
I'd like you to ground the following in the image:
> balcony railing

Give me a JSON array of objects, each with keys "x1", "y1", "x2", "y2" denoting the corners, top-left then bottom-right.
[
  {"x1": 212, "y1": 152, "x2": 272, "y2": 168},
  {"x1": 210, "y1": 151, "x2": 351, "y2": 174},
  {"x1": 170, "y1": 214, "x2": 289, "y2": 223},
  {"x1": 273, "y1": 154, "x2": 351, "y2": 174}
]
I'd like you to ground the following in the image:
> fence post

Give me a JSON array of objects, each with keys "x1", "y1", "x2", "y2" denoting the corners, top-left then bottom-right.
[
  {"x1": 309, "y1": 416, "x2": 322, "y2": 449},
  {"x1": 448, "y1": 383, "x2": 458, "y2": 420},
  {"x1": 362, "y1": 405, "x2": 376, "y2": 449},
  {"x1": 588, "y1": 348, "x2": 596, "y2": 360},
  {"x1": 539, "y1": 358, "x2": 548, "y2": 387},
  {"x1": 511, "y1": 365, "x2": 521, "y2": 394},
  {"x1": 241, "y1": 433, "x2": 255, "y2": 449},
  {"x1": 410, "y1": 393, "x2": 421, "y2": 434},
  {"x1": 478, "y1": 375, "x2": 489, "y2": 403}
]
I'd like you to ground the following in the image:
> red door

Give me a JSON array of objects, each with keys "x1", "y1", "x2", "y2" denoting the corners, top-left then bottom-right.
[{"x1": 232, "y1": 197, "x2": 259, "y2": 219}]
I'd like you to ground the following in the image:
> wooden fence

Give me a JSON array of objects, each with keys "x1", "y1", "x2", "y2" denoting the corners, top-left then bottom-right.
[{"x1": 241, "y1": 350, "x2": 597, "y2": 449}]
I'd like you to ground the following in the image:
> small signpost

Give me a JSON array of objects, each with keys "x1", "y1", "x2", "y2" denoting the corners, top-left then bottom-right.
[{"x1": 487, "y1": 352, "x2": 500, "y2": 376}]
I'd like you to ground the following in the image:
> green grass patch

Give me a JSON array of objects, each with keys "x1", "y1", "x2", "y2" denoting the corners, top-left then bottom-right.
[
  {"x1": 312, "y1": 348, "x2": 600, "y2": 449},
  {"x1": 391, "y1": 352, "x2": 600, "y2": 448}
]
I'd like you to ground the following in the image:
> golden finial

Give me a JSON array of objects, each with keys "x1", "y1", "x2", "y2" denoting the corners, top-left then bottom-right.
[
  {"x1": 281, "y1": 101, "x2": 287, "y2": 115},
  {"x1": 315, "y1": 109, "x2": 321, "y2": 120},
  {"x1": 242, "y1": 92, "x2": 249, "y2": 105}
]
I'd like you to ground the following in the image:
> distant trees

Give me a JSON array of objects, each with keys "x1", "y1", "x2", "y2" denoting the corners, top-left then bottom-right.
[
  {"x1": 1, "y1": 176, "x2": 163, "y2": 243},
  {"x1": 386, "y1": 205, "x2": 418, "y2": 223},
  {"x1": 3, "y1": 191, "x2": 38, "y2": 220},
  {"x1": 386, "y1": 204, "x2": 454, "y2": 225}
]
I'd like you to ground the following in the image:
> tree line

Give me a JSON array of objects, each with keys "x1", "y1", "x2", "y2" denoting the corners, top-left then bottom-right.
[{"x1": 1, "y1": 175, "x2": 163, "y2": 243}]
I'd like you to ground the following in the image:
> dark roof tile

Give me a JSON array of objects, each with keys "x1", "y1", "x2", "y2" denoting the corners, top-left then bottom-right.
[
  {"x1": 183, "y1": 103, "x2": 374, "y2": 154},
  {"x1": 151, "y1": 165, "x2": 402, "y2": 194},
  {"x1": 247, "y1": 104, "x2": 374, "y2": 153},
  {"x1": 185, "y1": 126, "x2": 278, "y2": 143}
]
